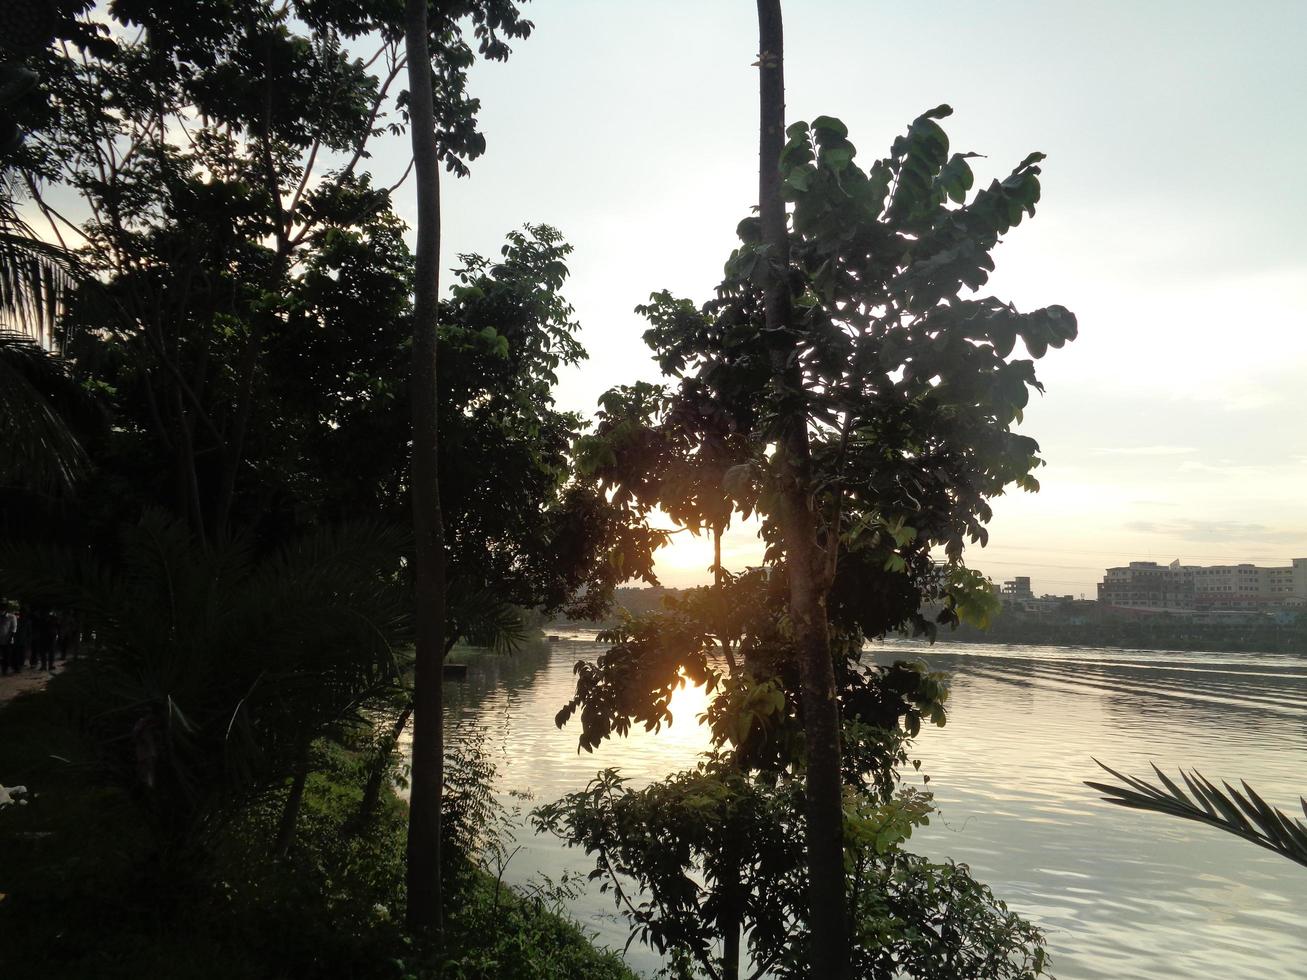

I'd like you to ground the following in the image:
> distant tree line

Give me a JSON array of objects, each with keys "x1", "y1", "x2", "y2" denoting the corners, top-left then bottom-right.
[{"x1": 950, "y1": 608, "x2": 1307, "y2": 654}]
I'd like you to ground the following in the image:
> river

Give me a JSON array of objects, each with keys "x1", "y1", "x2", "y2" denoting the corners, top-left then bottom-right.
[{"x1": 433, "y1": 632, "x2": 1307, "y2": 978}]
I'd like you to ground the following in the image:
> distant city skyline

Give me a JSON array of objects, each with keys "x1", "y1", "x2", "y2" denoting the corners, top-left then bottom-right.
[{"x1": 363, "y1": 1, "x2": 1306, "y2": 596}]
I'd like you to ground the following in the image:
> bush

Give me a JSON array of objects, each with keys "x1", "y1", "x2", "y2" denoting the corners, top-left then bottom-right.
[{"x1": 0, "y1": 680, "x2": 635, "y2": 980}]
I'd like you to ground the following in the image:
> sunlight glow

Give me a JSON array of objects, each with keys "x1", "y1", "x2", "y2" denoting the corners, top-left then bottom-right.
[{"x1": 651, "y1": 510, "x2": 767, "y2": 588}]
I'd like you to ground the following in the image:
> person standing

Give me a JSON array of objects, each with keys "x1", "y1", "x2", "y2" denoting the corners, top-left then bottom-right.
[
  {"x1": 33, "y1": 610, "x2": 57, "y2": 674},
  {"x1": 0, "y1": 607, "x2": 17, "y2": 676},
  {"x1": 60, "y1": 610, "x2": 79, "y2": 661},
  {"x1": 15, "y1": 608, "x2": 32, "y2": 672}
]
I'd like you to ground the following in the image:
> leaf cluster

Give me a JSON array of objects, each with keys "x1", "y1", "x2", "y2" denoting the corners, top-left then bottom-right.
[{"x1": 533, "y1": 761, "x2": 806, "y2": 980}]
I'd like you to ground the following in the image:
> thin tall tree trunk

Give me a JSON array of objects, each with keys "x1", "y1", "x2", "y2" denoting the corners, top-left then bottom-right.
[
  {"x1": 356, "y1": 701, "x2": 414, "y2": 831},
  {"x1": 755, "y1": 2, "x2": 849, "y2": 977},
  {"x1": 715, "y1": 525, "x2": 738, "y2": 674},
  {"x1": 274, "y1": 740, "x2": 311, "y2": 858},
  {"x1": 719, "y1": 828, "x2": 742, "y2": 980},
  {"x1": 404, "y1": 0, "x2": 449, "y2": 937},
  {"x1": 714, "y1": 524, "x2": 742, "y2": 980}
]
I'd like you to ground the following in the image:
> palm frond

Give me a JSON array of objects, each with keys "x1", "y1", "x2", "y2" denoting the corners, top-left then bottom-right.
[
  {"x1": 1087, "y1": 759, "x2": 1307, "y2": 869},
  {"x1": 0, "y1": 190, "x2": 91, "y2": 490},
  {"x1": 0, "y1": 208, "x2": 77, "y2": 348},
  {"x1": 0, "y1": 329, "x2": 92, "y2": 490},
  {"x1": 453, "y1": 586, "x2": 530, "y2": 655}
]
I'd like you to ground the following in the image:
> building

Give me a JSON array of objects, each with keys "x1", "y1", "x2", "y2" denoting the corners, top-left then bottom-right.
[
  {"x1": 1097, "y1": 561, "x2": 1193, "y2": 612},
  {"x1": 992, "y1": 575, "x2": 1090, "y2": 618},
  {"x1": 1000, "y1": 576, "x2": 1033, "y2": 601},
  {"x1": 1097, "y1": 558, "x2": 1307, "y2": 613}
]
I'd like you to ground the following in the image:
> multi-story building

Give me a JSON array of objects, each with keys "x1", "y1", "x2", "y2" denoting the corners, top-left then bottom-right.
[
  {"x1": 1098, "y1": 558, "x2": 1307, "y2": 613},
  {"x1": 992, "y1": 575, "x2": 1087, "y2": 617},
  {"x1": 1097, "y1": 561, "x2": 1194, "y2": 611},
  {"x1": 1265, "y1": 559, "x2": 1307, "y2": 604},
  {"x1": 1000, "y1": 576, "x2": 1033, "y2": 601}
]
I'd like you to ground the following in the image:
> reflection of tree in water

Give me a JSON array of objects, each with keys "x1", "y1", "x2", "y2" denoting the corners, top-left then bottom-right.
[
  {"x1": 446, "y1": 639, "x2": 555, "y2": 712},
  {"x1": 443, "y1": 637, "x2": 560, "y2": 749}
]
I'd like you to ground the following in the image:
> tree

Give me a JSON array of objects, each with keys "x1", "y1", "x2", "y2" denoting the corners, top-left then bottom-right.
[
  {"x1": 540, "y1": 572, "x2": 1050, "y2": 979},
  {"x1": 16, "y1": 1, "x2": 528, "y2": 547},
  {"x1": 437, "y1": 225, "x2": 604, "y2": 637},
  {"x1": 9, "y1": 0, "x2": 618, "y2": 638},
  {"x1": 1, "y1": 105, "x2": 93, "y2": 493},
  {"x1": 0, "y1": 179, "x2": 102, "y2": 523},
  {"x1": 553, "y1": 11, "x2": 1075, "y2": 970},
  {"x1": 753, "y1": 5, "x2": 846, "y2": 969},
  {"x1": 399, "y1": 0, "x2": 533, "y2": 936},
  {"x1": 402, "y1": 0, "x2": 446, "y2": 935},
  {"x1": 0, "y1": 190, "x2": 76, "y2": 350},
  {"x1": 349, "y1": 224, "x2": 639, "y2": 833},
  {"x1": 537, "y1": 759, "x2": 1049, "y2": 980},
  {"x1": 0, "y1": 327, "x2": 93, "y2": 491},
  {"x1": 19, "y1": 2, "x2": 402, "y2": 541},
  {"x1": 12, "y1": 0, "x2": 543, "y2": 936}
]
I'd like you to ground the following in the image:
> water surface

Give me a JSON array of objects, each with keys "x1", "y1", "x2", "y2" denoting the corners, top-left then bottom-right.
[{"x1": 429, "y1": 634, "x2": 1307, "y2": 978}]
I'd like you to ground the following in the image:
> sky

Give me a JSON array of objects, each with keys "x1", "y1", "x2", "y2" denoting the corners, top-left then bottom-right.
[{"x1": 365, "y1": 0, "x2": 1307, "y2": 596}]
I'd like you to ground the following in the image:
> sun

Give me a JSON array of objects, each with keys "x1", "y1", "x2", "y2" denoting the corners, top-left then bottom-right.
[{"x1": 649, "y1": 511, "x2": 767, "y2": 588}]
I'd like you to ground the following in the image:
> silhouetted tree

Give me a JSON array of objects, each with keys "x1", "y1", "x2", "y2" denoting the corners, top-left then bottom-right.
[{"x1": 554, "y1": 0, "x2": 1076, "y2": 970}]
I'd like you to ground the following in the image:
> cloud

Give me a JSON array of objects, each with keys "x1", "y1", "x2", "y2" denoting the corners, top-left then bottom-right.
[
  {"x1": 1091, "y1": 446, "x2": 1196, "y2": 457},
  {"x1": 1124, "y1": 519, "x2": 1307, "y2": 545}
]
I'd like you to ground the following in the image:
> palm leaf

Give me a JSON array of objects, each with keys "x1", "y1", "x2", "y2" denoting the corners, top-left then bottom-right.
[
  {"x1": 0, "y1": 179, "x2": 96, "y2": 490},
  {"x1": 450, "y1": 584, "x2": 531, "y2": 655},
  {"x1": 0, "y1": 231, "x2": 74, "y2": 344},
  {"x1": 1087, "y1": 759, "x2": 1307, "y2": 869},
  {"x1": 0, "y1": 187, "x2": 77, "y2": 348},
  {"x1": 0, "y1": 328, "x2": 92, "y2": 489}
]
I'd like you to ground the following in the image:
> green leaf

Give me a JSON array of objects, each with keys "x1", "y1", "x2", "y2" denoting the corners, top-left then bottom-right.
[
  {"x1": 810, "y1": 115, "x2": 848, "y2": 139},
  {"x1": 821, "y1": 144, "x2": 855, "y2": 170},
  {"x1": 784, "y1": 165, "x2": 815, "y2": 192}
]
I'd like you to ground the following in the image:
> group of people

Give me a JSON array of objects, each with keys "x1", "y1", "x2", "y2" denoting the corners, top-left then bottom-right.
[{"x1": 0, "y1": 607, "x2": 79, "y2": 677}]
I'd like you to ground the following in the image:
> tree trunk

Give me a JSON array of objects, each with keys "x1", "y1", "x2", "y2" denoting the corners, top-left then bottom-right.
[
  {"x1": 404, "y1": 0, "x2": 449, "y2": 938},
  {"x1": 355, "y1": 701, "x2": 414, "y2": 832},
  {"x1": 720, "y1": 832, "x2": 743, "y2": 980},
  {"x1": 715, "y1": 525, "x2": 738, "y2": 674},
  {"x1": 715, "y1": 526, "x2": 742, "y2": 980},
  {"x1": 274, "y1": 741, "x2": 311, "y2": 858},
  {"x1": 755, "y1": 2, "x2": 849, "y2": 977}
]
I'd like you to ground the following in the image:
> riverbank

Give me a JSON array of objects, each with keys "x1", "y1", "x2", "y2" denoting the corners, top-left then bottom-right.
[
  {"x1": 939, "y1": 618, "x2": 1307, "y2": 654},
  {"x1": 555, "y1": 600, "x2": 1307, "y2": 656},
  {"x1": 0, "y1": 673, "x2": 636, "y2": 980}
]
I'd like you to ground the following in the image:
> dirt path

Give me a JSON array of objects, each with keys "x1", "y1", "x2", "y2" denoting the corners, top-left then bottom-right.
[{"x1": 0, "y1": 663, "x2": 60, "y2": 706}]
